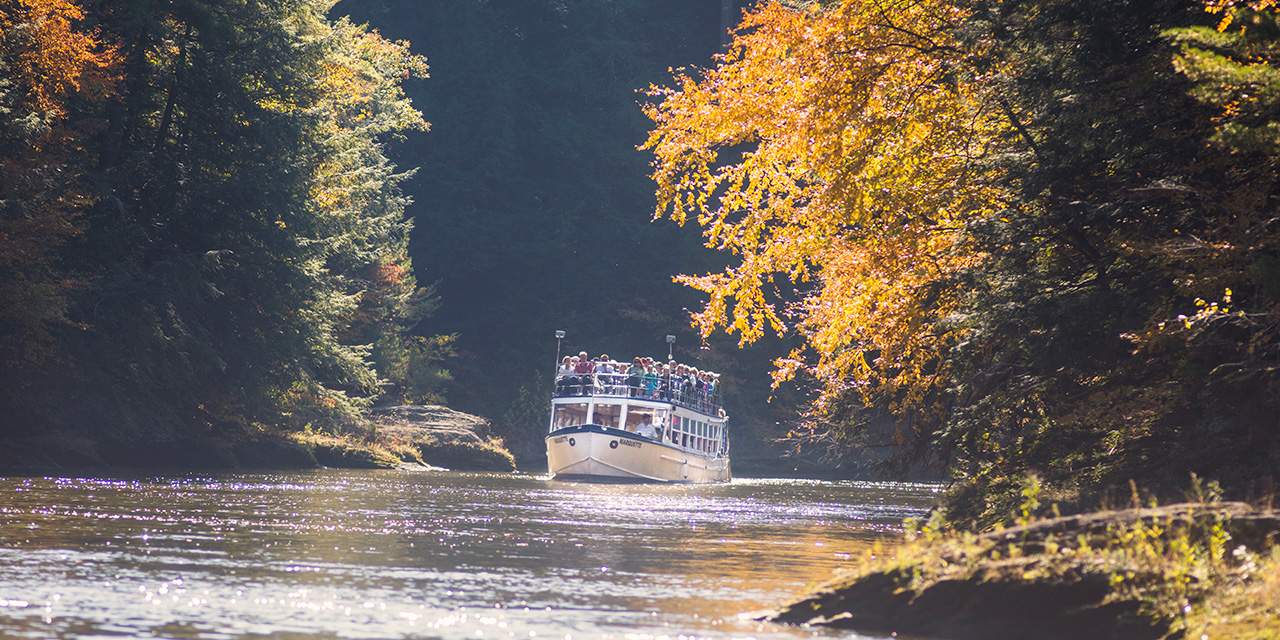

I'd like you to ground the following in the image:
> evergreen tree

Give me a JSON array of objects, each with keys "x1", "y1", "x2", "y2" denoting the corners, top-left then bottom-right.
[{"x1": 1, "y1": 0, "x2": 444, "y2": 442}]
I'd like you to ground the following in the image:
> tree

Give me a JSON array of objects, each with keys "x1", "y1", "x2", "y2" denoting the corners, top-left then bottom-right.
[
  {"x1": 647, "y1": 0, "x2": 1280, "y2": 523},
  {"x1": 643, "y1": 0, "x2": 1004, "y2": 448},
  {"x1": 2, "y1": 0, "x2": 442, "y2": 441},
  {"x1": 0, "y1": 0, "x2": 117, "y2": 413}
]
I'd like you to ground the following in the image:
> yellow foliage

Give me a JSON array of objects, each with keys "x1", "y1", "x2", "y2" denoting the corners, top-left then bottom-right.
[
  {"x1": 0, "y1": 0, "x2": 119, "y2": 118},
  {"x1": 1205, "y1": 0, "x2": 1279, "y2": 30},
  {"x1": 643, "y1": 0, "x2": 1005, "y2": 414},
  {"x1": 309, "y1": 23, "x2": 428, "y2": 220}
]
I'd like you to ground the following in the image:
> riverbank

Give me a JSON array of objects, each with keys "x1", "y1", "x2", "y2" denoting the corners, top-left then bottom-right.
[
  {"x1": 763, "y1": 500, "x2": 1280, "y2": 639},
  {"x1": 0, "y1": 404, "x2": 515, "y2": 472}
]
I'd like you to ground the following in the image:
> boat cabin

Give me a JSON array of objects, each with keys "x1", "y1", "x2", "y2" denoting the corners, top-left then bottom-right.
[{"x1": 546, "y1": 349, "x2": 732, "y2": 483}]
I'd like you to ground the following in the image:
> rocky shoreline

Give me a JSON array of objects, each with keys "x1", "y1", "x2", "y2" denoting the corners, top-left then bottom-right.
[
  {"x1": 0, "y1": 405, "x2": 515, "y2": 472},
  {"x1": 761, "y1": 502, "x2": 1280, "y2": 639}
]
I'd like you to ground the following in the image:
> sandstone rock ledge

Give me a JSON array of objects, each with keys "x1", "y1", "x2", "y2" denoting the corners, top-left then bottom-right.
[
  {"x1": 371, "y1": 405, "x2": 492, "y2": 446},
  {"x1": 370, "y1": 404, "x2": 516, "y2": 472}
]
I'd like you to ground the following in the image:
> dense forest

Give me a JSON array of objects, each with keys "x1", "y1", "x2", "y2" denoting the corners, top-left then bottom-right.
[
  {"x1": 645, "y1": 0, "x2": 1280, "y2": 524},
  {"x1": 4, "y1": 0, "x2": 1278, "y2": 515},
  {"x1": 1, "y1": 0, "x2": 799, "y2": 465},
  {"x1": 6, "y1": 1, "x2": 1279, "y2": 634},
  {"x1": 0, "y1": 0, "x2": 451, "y2": 452}
]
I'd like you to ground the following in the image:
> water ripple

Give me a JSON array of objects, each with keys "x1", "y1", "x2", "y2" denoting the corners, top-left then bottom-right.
[{"x1": 0, "y1": 469, "x2": 938, "y2": 640}]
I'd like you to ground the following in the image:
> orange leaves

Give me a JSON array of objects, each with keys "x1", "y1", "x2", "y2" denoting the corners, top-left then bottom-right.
[
  {"x1": 644, "y1": 0, "x2": 1005, "y2": 415},
  {"x1": 0, "y1": 0, "x2": 118, "y2": 119},
  {"x1": 307, "y1": 23, "x2": 428, "y2": 223},
  {"x1": 375, "y1": 263, "x2": 406, "y2": 288}
]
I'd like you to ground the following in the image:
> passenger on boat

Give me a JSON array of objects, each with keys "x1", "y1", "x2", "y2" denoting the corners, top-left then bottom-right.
[
  {"x1": 642, "y1": 363, "x2": 659, "y2": 398},
  {"x1": 635, "y1": 417, "x2": 660, "y2": 440},
  {"x1": 562, "y1": 356, "x2": 579, "y2": 394},
  {"x1": 574, "y1": 352, "x2": 594, "y2": 394},
  {"x1": 555, "y1": 356, "x2": 574, "y2": 394},
  {"x1": 625, "y1": 358, "x2": 641, "y2": 396},
  {"x1": 595, "y1": 356, "x2": 613, "y2": 394},
  {"x1": 609, "y1": 361, "x2": 627, "y2": 395},
  {"x1": 678, "y1": 364, "x2": 694, "y2": 403}
]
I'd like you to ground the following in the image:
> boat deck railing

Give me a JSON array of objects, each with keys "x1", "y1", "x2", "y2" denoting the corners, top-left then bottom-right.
[{"x1": 553, "y1": 374, "x2": 723, "y2": 416}]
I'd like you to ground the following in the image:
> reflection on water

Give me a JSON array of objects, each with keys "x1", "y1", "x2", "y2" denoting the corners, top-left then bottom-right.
[{"x1": 0, "y1": 469, "x2": 940, "y2": 639}]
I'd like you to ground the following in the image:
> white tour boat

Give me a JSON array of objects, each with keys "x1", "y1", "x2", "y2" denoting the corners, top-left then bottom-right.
[{"x1": 545, "y1": 341, "x2": 730, "y2": 483}]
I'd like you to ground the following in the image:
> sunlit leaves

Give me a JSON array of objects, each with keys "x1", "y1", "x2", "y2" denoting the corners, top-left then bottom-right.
[
  {"x1": 643, "y1": 0, "x2": 1004, "y2": 414},
  {"x1": 315, "y1": 20, "x2": 428, "y2": 137},
  {"x1": 1170, "y1": 5, "x2": 1280, "y2": 152},
  {"x1": 0, "y1": 0, "x2": 118, "y2": 117}
]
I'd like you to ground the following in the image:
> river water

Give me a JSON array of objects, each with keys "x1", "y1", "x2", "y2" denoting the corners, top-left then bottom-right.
[{"x1": 0, "y1": 469, "x2": 940, "y2": 640}]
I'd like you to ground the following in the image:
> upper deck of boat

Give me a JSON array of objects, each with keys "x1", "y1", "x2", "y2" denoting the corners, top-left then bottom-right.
[{"x1": 552, "y1": 373, "x2": 723, "y2": 418}]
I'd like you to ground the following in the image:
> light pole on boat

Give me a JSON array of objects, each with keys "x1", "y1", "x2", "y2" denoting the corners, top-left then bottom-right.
[
  {"x1": 666, "y1": 334, "x2": 676, "y2": 361},
  {"x1": 555, "y1": 330, "x2": 566, "y2": 373}
]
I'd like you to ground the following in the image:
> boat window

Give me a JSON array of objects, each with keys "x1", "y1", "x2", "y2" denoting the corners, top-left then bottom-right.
[
  {"x1": 593, "y1": 402, "x2": 621, "y2": 429},
  {"x1": 552, "y1": 403, "x2": 589, "y2": 429},
  {"x1": 626, "y1": 407, "x2": 659, "y2": 432}
]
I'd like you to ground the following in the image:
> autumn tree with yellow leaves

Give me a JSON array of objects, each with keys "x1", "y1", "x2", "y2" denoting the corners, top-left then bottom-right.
[
  {"x1": 644, "y1": 0, "x2": 1004, "y2": 435},
  {"x1": 647, "y1": 0, "x2": 1280, "y2": 525}
]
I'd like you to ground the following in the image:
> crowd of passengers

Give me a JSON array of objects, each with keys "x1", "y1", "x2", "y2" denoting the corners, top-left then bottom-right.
[{"x1": 555, "y1": 352, "x2": 720, "y2": 405}]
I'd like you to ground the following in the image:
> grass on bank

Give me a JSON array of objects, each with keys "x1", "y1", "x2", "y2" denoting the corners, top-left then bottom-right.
[
  {"x1": 287, "y1": 428, "x2": 516, "y2": 471},
  {"x1": 822, "y1": 478, "x2": 1280, "y2": 639}
]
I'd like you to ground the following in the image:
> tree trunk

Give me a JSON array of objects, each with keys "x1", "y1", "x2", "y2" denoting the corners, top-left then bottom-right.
[{"x1": 719, "y1": 0, "x2": 736, "y2": 50}]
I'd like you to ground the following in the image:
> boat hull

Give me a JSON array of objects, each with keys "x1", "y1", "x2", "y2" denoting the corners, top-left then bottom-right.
[{"x1": 546, "y1": 424, "x2": 731, "y2": 483}]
